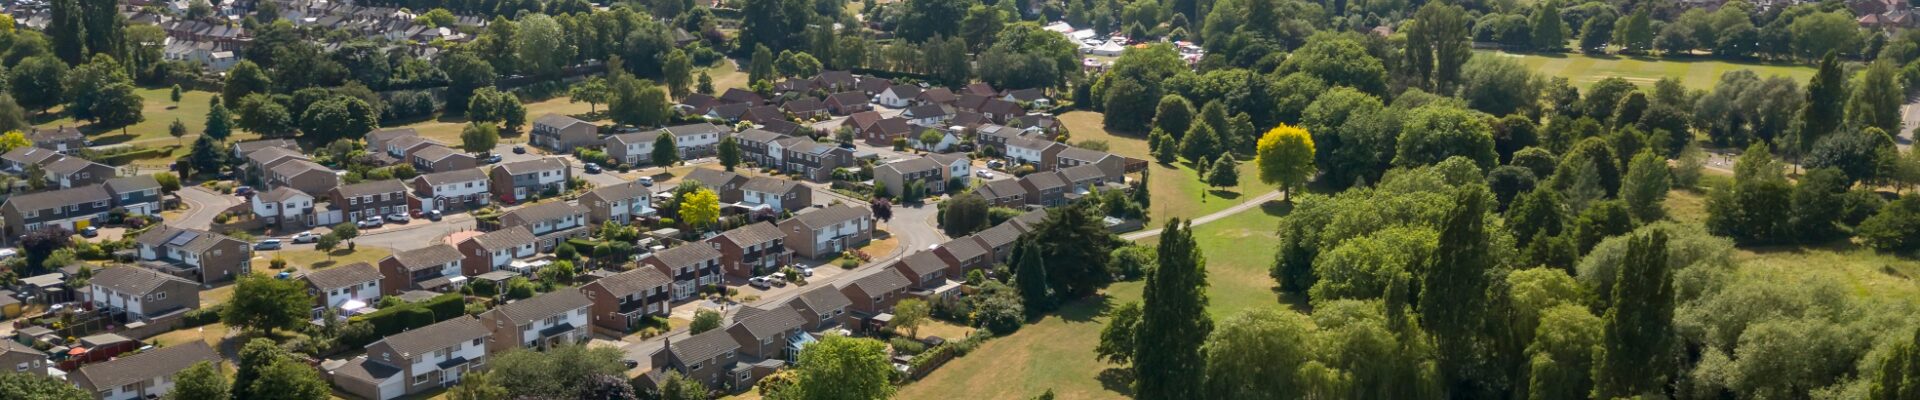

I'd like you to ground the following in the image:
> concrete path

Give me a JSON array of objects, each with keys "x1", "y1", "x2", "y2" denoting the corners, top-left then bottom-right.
[
  {"x1": 172, "y1": 186, "x2": 242, "y2": 230},
  {"x1": 1121, "y1": 189, "x2": 1285, "y2": 241}
]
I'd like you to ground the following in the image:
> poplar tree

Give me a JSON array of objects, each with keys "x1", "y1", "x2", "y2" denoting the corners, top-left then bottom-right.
[
  {"x1": 1595, "y1": 229, "x2": 1675, "y2": 398},
  {"x1": 1133, "y1": 219, "x2": 1209, "y2": 400},
  {"x1": 1798, "y1": 53, "x2": 1846, "y2": 159},
  {"x1": 1419, "y1": 188, "x2": 1501, "y2": 394}
]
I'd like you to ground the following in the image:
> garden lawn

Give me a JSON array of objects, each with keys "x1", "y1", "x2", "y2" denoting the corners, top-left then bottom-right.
[
  {"x1": 267, "y1": 247, "x2": 394, "y2": 273},
  {"x1": 1478, "y1": 50, "x2": 1817, "y2": 90},
  {"x1": 409, "y1": 96, "x2": 602, "y2": 144},
  {"x1": 1058, "y1": 111, "x2": 1280, "y2": 222},
  {"x1": 147, "y1": 322, "x2": 229, "y2": 348},
  {"x1": 901, "y1": 205, "x2": 1289, "y2": 399},
  {"x1": 31, "y1": 87, "x2": 256, "y2": 165}
]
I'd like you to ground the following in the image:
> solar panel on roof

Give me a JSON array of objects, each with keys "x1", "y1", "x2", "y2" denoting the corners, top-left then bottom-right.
[{"x1": 167, "y1": 231, "x2": 200, "y2": 246}]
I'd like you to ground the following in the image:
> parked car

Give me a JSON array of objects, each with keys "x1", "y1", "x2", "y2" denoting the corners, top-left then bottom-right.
[
  {"x1": 987, "y1": 160, "x2": 1005, "y2": 169},
  {"x1": 794, "y1": 265, "x2": 814, "y2": 277},
  {"x1": 637, "y1": 176, "x2": 654, "y2": 187},
  {"x1": 357, "y1": 216, "x2": 385, "y2": 228},
  {"x1": 767, "y1": 272, "x2": 790, "y2": 286},
  {"x1": 512, "y1": 146, "x2": 526, "y2": 154},
  {"x1": 484, "y1": 154, "x2": 503, "y2": 164},
  {"x1": 254, "y1": 239, "x2": 283, "y2": 250},
  {"x1": 584, "y1": 164, "x2": 602, "y2": 174},
  {"x1": 79, "y1": 226, "x2": 98, "y2": 238},
  {"x1": 426, "y1": 210, "x2": 443, "y2": 221},
  {"x1": 748, "y1": 276, "x2": 774, "y2": 289},
  {"x1": 275, "y1": 271, "x2": 292, "y2": 279},
  {"x1": 386, "y1": 213, "x2": 411, "y2": 223},
  {"x1": 234, "y1": 186, "x2": 256, "y2": 197},
  {"x1": 291, "y1": 231, "x2": 319, "y2": 243},
  {"x1": 975, "y1": 170, "x2": 994, "y2": 179}
]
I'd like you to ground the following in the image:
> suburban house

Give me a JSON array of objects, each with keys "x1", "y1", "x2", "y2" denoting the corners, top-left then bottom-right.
[
  {"x1": 489, "y1": 159, "x2": 570, "y2": 203},
  {"x1": 856, "y1": 76, "x2": 893, "y2": 96},
  {"x1": 377, "y1": 244, "x2": 466, "y2": 295},
  {"x1": 1002, "y1": 88, "x2": 1052, "y2": 107},
  {"x1": 231, "y1": 138, "x2": 299, "y2": 159},
  {"x1": 27, "y1": 126, "x2": 86, "y2": 151},
  {"x1": 684, "y1": 169, "x2": 748, "y2": 203},
  {"x1": 815, "y1": 70, "x2": 858, "y2": 91},
  {"x1": 87, "y1": 266, "x2": 201, "y2": 320},
  {"x1": 972, "y1": 178, "x2": 1028, "y2": 207},
  {"x1": 874, "y1": 154, "x2": 967, "y2": 199},
  {"x1": 1005, "y1": 137, "x2": 1066, "y2": 169},
  {"x1": 976, "y1": 124, "x2": 1045, "y2": 152},
  {"x1": 132, "y1": 226, "x2": 252, "y2": 286},
  {"x1": 456, "y1": 225, "x2": 539, "y2": 276},
  {"x1": 382, "y1": 136, "x2": 437, "y2": 164},
  {"x1": 661, "y1": 123, "x2": 729, "y2": 159},
  {"x1": 246, "y1": 146, "x2": 306, "y2": 174},
  {"x1": 580, "y1": 267, "x2": 673, "y2": 334},
  {"x1": 732, "y1": 129, "x2": 788, "y2": 166},
  {"x1": 0, "y1": 184, "x2": 115, "y2": 241},
  {"x1": 580, "y1": 181, "x2": 655, "y2": 225},
  {"x1": 479, "y1": 290, "x2": 592, "y2": 352},
  {"x1": 776, "y1": 139, "x2": 852, "y2": 182},
  {"x1": 605, "y1": 130, "x2": 659, "y2": 166},
  {"x1": 70, "y1": 342, "x2": 220, "y2": 400},
  {"x1": 409, "y1": 168, "x2": 491, "y2": 212},
  {"x1": 916, "y1": 87, "x2": 957, "y2": 105},
  {"x1": 711, "y1": 221, "x2": 791, "y2": 278},
  {"x1": 742, "y1": 106, "x2": 786, "y2": 126},
  {"x1": 0, "y1": 146, "x2": 61, "y2": 173},
  {"x1": 268, "y1": 158, "x2": 342, "y2": 196},
  {"x1": 933, "y1": 236, "x2": 991, "y2": 272},
  {"x1": 859, "y1": 117, "x2": 912, "y2": 147},
  {"x1": 0, "y1": 341, "x2": 49, "y2": 376},
  {"x1": 725, "y1": 305, "x2": 807, "y2": 360},
  {"x1": 641, "y1": 243, "x2": 724, "y2": 302},
  {"x1": 741, "y1": 176, "x2": 811, "y2": 213},
  {"x1": 1057, "y1": 147, "x2": 1127, "y2": 181},
  {"x1": 891, "y1": 250, "x2": 959, "y2": 297},
  {"x1": 778, "y1": 205, "x2": 874, "y2": 259},
  {"x1": 366, "y1": 128, "x2": 421, "y2": 160},
  {"x1": 719, "y1": 88, "x2": 766, "y2": 105},
  {"x1": 301, "y1": 262, "x2": 383, "y2": 312},
  {"x1": 499, "y1": 201, "x2": 589, "y2": 251},
  {"x1": 252, "y1": 187, "x2": 317, "y2": 229},
  {"x1": 838, "y1": 268, "x2": 913, "y2": 317},
  {"x1": 329, "y1": 179, "x2": 412, "y2": 223},
  {"x1": 902, "y1": 104, "x2": 951, "y2": 126},
  {"x1": 909, "y1": 126, "x2": 961, "y2": 152},
  {"x1": 973, "y1": 220, "x2": 1023, "y2": 263},
  {"x1": 41, "y1": 156, "x2": 117, "y2": 188},
  {"x1": 781, "y1": 97, "x2": 829, "y2": 119},
  {"x1": 782, "y1": 286, "x2": 853, "y2": 331},
  {"x1": 1020, "y1": 171, "x2": 1070, "y2": 207},
  {"x1": 408, "y1": 144, "x2": 478, "y2": 173},
  {"x1": 825, "y1": 91, "x2": 871, "y2": 115},
  {"x1": 99, "y1": 176, "x2": 162, "y2": 217},
  {"x1": 331, "y1": 316, "x2": 492, "y2": 400},
  {"x1": 847, "y1": 111, "x2": 884, "y2": 133},
  {"x1": 874, "y1": 85, "x2": 921, "y2": 108},
  {"x1": 531, "y1": 114, "x2": 600, "y2": 151},
  {"x1": 1060, "y1": 164, "x2": 1115, "y2": 198},
  {"x1": 649, "y1": 329, "x2": 742, "y2": 389}
]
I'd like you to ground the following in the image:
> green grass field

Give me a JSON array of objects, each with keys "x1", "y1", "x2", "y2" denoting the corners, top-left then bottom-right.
[
  {"x1": 31, "y1": 86, "x2": 258, "y2": 168},
  {"x1": 1058, "y1": 111, "x2": 1280, "y2": 222},
  {"x1": 1478, "y1": 50, "x2": 1818, "y2": 90}
]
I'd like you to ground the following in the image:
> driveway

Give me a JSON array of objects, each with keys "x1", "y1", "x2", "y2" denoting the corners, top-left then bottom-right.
[
  {"x1": 347, "y1": 213, "x2": 479, "y2": 251},
  {"x1": 172, "y1": 186, "x2": 242, "y2": 230}
]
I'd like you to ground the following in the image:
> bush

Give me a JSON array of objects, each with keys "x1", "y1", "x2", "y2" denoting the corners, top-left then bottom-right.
[
  {"x1": 183, "y1": 304, "x2": 225, "y2": 327},
  {"x1": 352, "y1": 293, "x2": 467, "y2": 337},
  {"x1": 1859, "y1": 196, "x2": 1920, "y2": 253},
  {"x1": 890, "y1": 337, "x2": 927, "y2": 355}
]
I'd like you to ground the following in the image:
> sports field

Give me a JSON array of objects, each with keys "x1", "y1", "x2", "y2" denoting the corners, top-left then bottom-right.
[{"x1": 1477, "y1": 50, "x2": 1818, "y2": 90}]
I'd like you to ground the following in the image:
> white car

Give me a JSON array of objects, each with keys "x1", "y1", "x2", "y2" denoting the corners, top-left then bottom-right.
[
  {"x1": 356, "y1": 216, "x2": 385, "y2": 228},
  {"x1": 976, "y1": 170, "x2": 994, "y2": 179},
  {"x1": 794, "y1": 265, "x2": 814, "y2": 277},
  {"x1": 291, "y1": 232, "x2": 319, "y2": 244},
  {"x1": 748, "y1": 276, "x2": 774, "y2": 289}
]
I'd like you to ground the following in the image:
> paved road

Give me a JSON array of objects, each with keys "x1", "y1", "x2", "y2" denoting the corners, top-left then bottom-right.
[
  {"x1": 350, "y1": 213, "x2": 479, "y2": 250},
  {"x1": 1121, "y1": 189, "x2": 1285, "y2": 241},
  {"x1": 173, "y1": 186, "x2": 242, "y2": 230}
]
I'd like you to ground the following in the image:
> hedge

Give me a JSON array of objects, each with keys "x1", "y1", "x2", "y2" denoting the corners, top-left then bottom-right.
[
  {"x1": 182, "y1": 304, "x2": 224, "y2": 327},
  {"x1": 351, "y1": 293, "x2": 467, "y2": 336}
]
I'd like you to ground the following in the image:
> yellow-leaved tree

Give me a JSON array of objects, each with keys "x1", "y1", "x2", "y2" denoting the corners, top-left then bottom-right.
[
  {"x1": 1254, "y1": 124, "x2": 1316, "y2": 201},
  {"x1": 680, "y1": 187, "x2": 721, "y2": 232}
]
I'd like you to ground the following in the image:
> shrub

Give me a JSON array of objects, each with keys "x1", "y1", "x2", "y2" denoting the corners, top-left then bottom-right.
[
  {"x1": 183, "y1": 304, "x2": 225, "y2": 327},
  {"x1": 890, "y1": 337, "x2": 927, "y2": 355}
]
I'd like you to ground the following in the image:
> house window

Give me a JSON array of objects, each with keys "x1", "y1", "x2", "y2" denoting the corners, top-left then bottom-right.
[{"x1": 415, "y1": 374, "x2": 431, "y2": 385}]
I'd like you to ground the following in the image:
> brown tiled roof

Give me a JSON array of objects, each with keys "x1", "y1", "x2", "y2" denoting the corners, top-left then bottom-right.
[
  {"x1": 248, "y1": 146, "x2": 305, "y2": 166},
  {"x1": 72, "y1": 342, "x2": 219, "y2": 392},
  {"x1": 589, "y1": 267, "x2": 671, "y2": 297},
  {"x1": 534, "y1": 114, "x2": 592, "y2": 130},
  {"x1": 741, "y1": 176, "x2": 801, "y2": 194},
  {"x1": 387, "y1": 244, "x2": 462, "y2": 271},
  {"x1": 684, "y1": 169, "x2": 744, "y2": 188},
  {"x1": 334, "y1": 179, "x2": 407, "y2": 198},
  {"x1": 734, "y1": 129, "x2": 788, "y2": 144},
  {"x1": 730, "y1": 304, "x2": 804, "y2": 339},
  {"x1": 846, "y1": 268, "x2": 911, "y2": 294},
  {"x1": 586, "y1": 181, "x2": 652, "y2": 202},
  {"x1": 301, "y1": 262, "x2": 380, "y2": 290},
  {"x1": 791, "y1": 286, "x2": 852, "y2": 315},
  {"x1": 469, "y1": 225, "x2": 537, "y2": 249},
  {"x1": 1020, "y1": 171, "x2": 1067, "y2": 191},
  {"x1": 257, "y1": 187, "x2": 310, "y2": 203},
  {"x1": 505, "y1": 201, "x2": 585, "y2": 223},
  {"x1": 974, "y1": 223, "x2": 1022, "y2": 247},
  {"x1": 269, "y1": 158, "x2": 330, "y2": 178},
  {"x1": 895, "y1": 250, "x2": 948, "y2": 278},
  {"x1": 416, "y1": 168, "x2": 488, "y2": 187},
  {"x1": 786, "y1": 204, "x2": 870, "y2": 231},
  {"x1": 496, "y1": 158, "x2": 568, "y2": 176},
  {"x1": 937, "y1": 237, "x2": 988, "y2": 262},
  {"x1": 667, "y1": 329, "x2": 740, "y2": 363},
  {"x1": 3, "y1": 184, "x2": 110, "y2": 212}
]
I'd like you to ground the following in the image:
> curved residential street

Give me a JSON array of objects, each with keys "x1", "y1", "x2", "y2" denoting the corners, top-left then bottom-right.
[{"x1": 172, "y1": 186, "x2": 242, "y2": 230}]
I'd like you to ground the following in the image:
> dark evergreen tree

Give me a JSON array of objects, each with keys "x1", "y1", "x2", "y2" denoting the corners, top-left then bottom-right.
[
  {"x1": 1013, "y1": 240, "x2": 1052, "y2": 315},
  {"x1": 1797, "y1": 53, "x2": 1846, "y2": 159},
  {"x1": 1133, "y1": 219, "x2": 1209, "y2": 400},
  {"x1": 1018, "y1": 203, "x2": 1116, "y2": 299}
]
